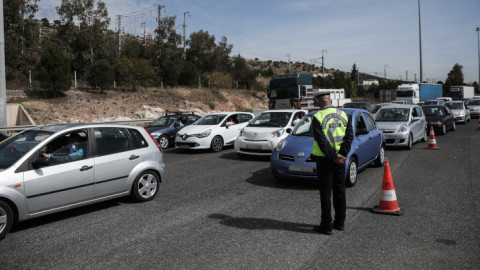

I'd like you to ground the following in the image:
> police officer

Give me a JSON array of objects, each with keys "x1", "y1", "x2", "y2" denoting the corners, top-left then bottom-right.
[{"x1": 312, "y1": 91, "x2": 353, "y2": 235}]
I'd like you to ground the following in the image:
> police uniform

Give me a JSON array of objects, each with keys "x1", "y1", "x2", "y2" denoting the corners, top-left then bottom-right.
[{"x1": 312, "y1": 93, "x2": 353, "y2": 234}]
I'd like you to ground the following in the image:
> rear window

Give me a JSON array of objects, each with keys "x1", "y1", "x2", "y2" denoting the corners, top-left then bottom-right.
[{"x1": 128, "y1": 128, "x2": 149, "y2": 149}]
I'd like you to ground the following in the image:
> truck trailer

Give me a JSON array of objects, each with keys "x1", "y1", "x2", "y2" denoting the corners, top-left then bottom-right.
[
  {"x1": 449, "y1": 86, "x2": 474, "y2": 100},
  {"x1": 394, "y1": 83, "x2": 443, "y2": 104}
]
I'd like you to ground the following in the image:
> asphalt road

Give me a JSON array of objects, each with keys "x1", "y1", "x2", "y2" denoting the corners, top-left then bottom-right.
[{"x1": 1, "y1": 120, "x2": 479, "y2": 270}]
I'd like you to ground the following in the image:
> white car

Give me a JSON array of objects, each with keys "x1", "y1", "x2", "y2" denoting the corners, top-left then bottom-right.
[
  {"x1": 175, "y1": 112, "x2": 254, "y2": 152},
  {"x1": 234, "y1": 109, "x2": 307, "y2": 156}
]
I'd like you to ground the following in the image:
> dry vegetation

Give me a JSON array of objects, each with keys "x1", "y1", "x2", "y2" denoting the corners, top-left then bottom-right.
[{"x1": 9, "y1": 87, "x2": 268, "y2": 125}]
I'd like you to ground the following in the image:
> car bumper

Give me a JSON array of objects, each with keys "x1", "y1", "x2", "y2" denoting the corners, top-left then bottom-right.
[
  {"x1": 270, "y1": 152, "x2": 318, "y2": 180},
  {"x1": 175, "y1": 136, "x2": 212, "y2": 150},
  {"x1": 234, "y1": 136, "x2": 281, "y2": 156},
  {"x1": 382, "y1": 132, "x2": 410, "y2": 147}
]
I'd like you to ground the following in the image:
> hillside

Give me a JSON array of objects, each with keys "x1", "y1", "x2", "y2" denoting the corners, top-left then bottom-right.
[{"x1": 9, "y1": 88, "x2": 268, "y2": 125}]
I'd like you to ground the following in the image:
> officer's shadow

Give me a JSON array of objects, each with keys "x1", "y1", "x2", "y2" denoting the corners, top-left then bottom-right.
[{"x1": 208, "y1": 213, "x2": 318, "y2": 234}]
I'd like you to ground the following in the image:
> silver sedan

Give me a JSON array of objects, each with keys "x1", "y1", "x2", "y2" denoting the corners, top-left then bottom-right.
[{"x1": 0, "y1": 124, "x2": 165, "y2": 240}]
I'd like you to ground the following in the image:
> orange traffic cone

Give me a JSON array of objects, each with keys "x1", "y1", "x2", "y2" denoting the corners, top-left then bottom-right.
[
  {"x1": 427, "y1": 126, "x2": 438, "y2": 150},
  {"x1": 371, "y1": 160, "x2": 402, "y2": 216}
]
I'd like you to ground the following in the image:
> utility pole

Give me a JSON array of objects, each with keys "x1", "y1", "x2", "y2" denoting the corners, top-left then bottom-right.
[
  {"x1": 322, "y1": 50, "x2": 327, "y2": 77},
  {"x1": 286, "y1": 53, "x2": 291, "y2": 74},
  {"x1": 0, "y1": 0, "x2": 7, "y2": 127},
  {"x1": 406, "y1": 70, "x2": 408, "y2": 81},
  {"x1": 418, "y1": 0, "x2": 423, "y2": 83},
  {"x1": 183, "y1": 11, "x2": 189, "y2": 60},
  {"x1": 117, "y1": 15, "x2": 122, "y2": 57},
  {"x1": 142, "y1": 22, "x2": 146, "y2": 54},
  {"x1": 157, "y1": 5, "x2": 164, "y2": 30},
  {"x1": 476, "y1": 27, "x2": 480, "y2": 88},
  {"x1": 384, "y1": 64, "x2": 389, "y2": 81}
]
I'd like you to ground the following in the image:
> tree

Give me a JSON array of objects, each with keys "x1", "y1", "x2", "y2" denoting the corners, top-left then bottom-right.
[
  {"x1": 36, "y1": 44, "x2": 72, "y2": 96},
  {"x1": 187, "y1": 30, "x2": 217, "y2": 73},
  {"x1": 87, "y1": 59, "x2": 114, "y2": 92},
  {"x1": 161, "y1": 60, "x2": 180, "y2": 86},
  {"x1": 115, "y1": 58, "x2": 154, "y2": 90},
  {"x1": 153, "y1": 15, "x2": 183, "y2": 85},
  {"x1": 444, "y1": 63, "x2": 464, "y2": 96},
  {"x1": 178, "y1": 61, "x2": 198, "y2": 87},
  {"x1": 205, "y1": 72, "x2": 234, "y2": 89},
  {"x1": 350, "y1": 63, "x2": 358, "y2": 82}
]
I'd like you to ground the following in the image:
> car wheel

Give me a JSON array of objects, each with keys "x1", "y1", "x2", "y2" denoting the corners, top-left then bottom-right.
[
  {"x1": 132, "y1": 170, "x2": 159, "y2": 202},
  {"x1": 421, "y1": 129, "x2": 427, "y2": 142},
  {"x1": 406, "y1": 134, "x2": 413, "y2": 150},
  {"x1": 451, "y1": 121, "x2": 456, "y2": 131},
  {"x1": 466, "y1": 116, "x2": 470, "y2": 123},
  {"x1": 440, "y1": 124, "x2": 446, "y2": 135},
  {"x1": 210, "y1": 136, "x2": 224, "y2": 152},
  {"x1": 346, "y1": 157, "x2": 357, "y2": 187},
  {"x1": 157, "y1": 135, "x2": 169, "y2": 149},
  {"x1": 374, "y1": 145, "x2": 385, "y2": 167},
  {"x1": 0, "y1": 200, "x2": 14, "y2": 240}
]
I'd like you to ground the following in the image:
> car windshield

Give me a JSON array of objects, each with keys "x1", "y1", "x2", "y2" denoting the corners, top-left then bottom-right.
[
  {"x1": 292, "y1": 116, "x2": 313, "y2": 137},
  {"x1": 371, "y1": 105, "x2": 383, "y2": 114},
  {"x1": 468, "y1": 99, "x2": 480, "y2": 105},
  {"x1": 194, "y1": 114, "x2": 227, "y2": 125},
  {"x1": 149, "y1": 116, "x2": 176, "y2": 126},
  {"x1": 374, "y1": 108, "x2": 410, "y2": 121},
  {"x1": 445, "y1": 103, "x2": 463, "y2": 110},
  {"x1": 248, "y1": 112, "x2": 292, "y2": 127},
  {"x1": 0, "y1": 130, "x2": 54, "y2": 169},
  {"x1": 343, "y1": 103, "x2": 364, "y2": 109},
  {"x1": 423, "y1": 107, "x2": 444, "y2": 116}
]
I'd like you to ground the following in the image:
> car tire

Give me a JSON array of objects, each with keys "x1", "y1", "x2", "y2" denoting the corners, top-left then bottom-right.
[
  {"x1": 451, "y1": 121, "x2": 456, "y2": 131},
  {"x1": 406, "y1": 134, "x2": 413, "y2": 150},
  {"x1": 131, "y1": 170, "x2": 159, "y2": 202},
  {"x1": 421, "y1": 129, "x2": 427, "y2": 142},
  {"x1": 157, "y1": 135, "x2": 170, "y2": 149},
  {"x1": 440, "y1": 124, "x2": 446, "y2": 135},
  {"x1": 0, "y1": 200, "x2": 14, "y2": 240},
  {"x1": 346, "y1": 157, "x2": 357, "y2": 187},
  {"x1": 210, "y1": 136, "x2": 224, "y2": 152},
  {"x1": 374, "y1": 145, "x2": 385, "y2": 167},
  {"x1": 466, "y1": 116, "x2": 470, "y2": 123}
]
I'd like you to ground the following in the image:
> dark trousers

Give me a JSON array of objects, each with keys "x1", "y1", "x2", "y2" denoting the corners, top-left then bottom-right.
[{"x1": 316, "y1": 157, "x2": 346, "y2": 228}]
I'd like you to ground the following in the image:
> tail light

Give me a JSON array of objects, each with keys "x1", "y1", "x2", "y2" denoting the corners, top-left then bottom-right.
[{"x1": 144, "y1": 128, "x2": 163, "y2": 153}]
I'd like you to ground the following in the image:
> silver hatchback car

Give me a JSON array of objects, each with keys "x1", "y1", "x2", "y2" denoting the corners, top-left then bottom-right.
[
  {"x1": 374, "y1": 104, "x2": 427, "y2": 149},
  {"x1": 0, "y1": 124, "x2": 165, "y2": 240}
]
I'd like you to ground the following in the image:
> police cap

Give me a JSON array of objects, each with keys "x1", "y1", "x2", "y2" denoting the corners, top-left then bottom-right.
[{"x1": 313, "y1": 91, "x2": 331, "y2": 98}]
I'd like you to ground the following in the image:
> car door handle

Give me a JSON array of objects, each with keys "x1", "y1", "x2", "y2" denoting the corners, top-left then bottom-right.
[
  {"x1": 129, "y1": 155, "x2": 140, "y2": 160},
  {"x1": 80, "y1": 165, "x2": 93, "y2": 172}
]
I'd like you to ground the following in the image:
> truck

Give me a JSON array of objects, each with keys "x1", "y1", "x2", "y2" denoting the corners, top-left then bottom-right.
[
  {"x1": 449, "y1": 86, "x2": 474, "y2": 100},
  {"x1": 394, "y1": 83, "x2": 443, "y2": 104},
  {"x1": 267, "y1": 73, "x2": 313, "y2": 109}
]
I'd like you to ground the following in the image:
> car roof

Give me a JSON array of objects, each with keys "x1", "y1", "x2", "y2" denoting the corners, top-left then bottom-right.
[
  {"x1": 381, "y1": 104, "x2": 417, "y2": 109},
  {"x1": 421, "y1": 105, "x2": 445, "y2": 108},
  {"x1": 259, "y1": 109, "x2": 306, "y2": 113},
  {"x1": 30, "y1": 123, "x2": 143, "y2": 133},
  {"x1": 307, "y1": 108, "x2": 367, "y2": 116}
]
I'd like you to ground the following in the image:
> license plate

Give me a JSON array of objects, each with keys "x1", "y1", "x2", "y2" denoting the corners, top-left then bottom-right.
[{"x1": 289, "y1": 165, "x2": 313, "y2": 173}]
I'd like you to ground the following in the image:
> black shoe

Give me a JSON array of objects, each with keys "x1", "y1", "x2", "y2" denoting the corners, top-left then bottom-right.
[
  {"x1": 333, "y1": 221, "x2": 345, "y2": 231},
  {"x1": 314, "y1": 225, "x2": 332, "y2": 235}
]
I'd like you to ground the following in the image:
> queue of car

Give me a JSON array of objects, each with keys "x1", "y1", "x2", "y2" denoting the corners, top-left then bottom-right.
[{"x1": 1, "y1": 96, "x2": 479, "y2": 240}]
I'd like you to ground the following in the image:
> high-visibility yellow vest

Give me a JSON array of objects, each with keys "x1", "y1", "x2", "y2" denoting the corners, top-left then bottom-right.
[{"x1": 312, "y1": 108, "x2": 348, "y2": 157}]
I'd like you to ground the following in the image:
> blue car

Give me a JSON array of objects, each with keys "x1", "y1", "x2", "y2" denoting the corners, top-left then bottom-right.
[
  {"x1": 271, "y1": 109, "x2": 385, "y2": 187},
  {"x1": 146, "y1": 112, "x2": 201, "y2": 148}
]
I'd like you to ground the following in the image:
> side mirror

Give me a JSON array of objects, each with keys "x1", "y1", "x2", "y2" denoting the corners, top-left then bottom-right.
[
  {"x1": 225, "y1": 122, "x2": 233, "y2": 128},
  {"x1": 286, "y1": 128, "x2": 292, "y2": 134},
  {"x1": 174, "y1": 123, "x2": 181, "y2": 127},
  {"x1": 412, "y1": 116, "x2": 420, "y2": 122},
  {"x1": 32, "y1": 156, "x2": 49, "y2": 169}
]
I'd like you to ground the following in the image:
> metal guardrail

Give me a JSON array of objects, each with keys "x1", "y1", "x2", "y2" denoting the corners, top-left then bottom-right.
[{"x1": 0, "y1": 119, "x2": 154, "y2": 135}]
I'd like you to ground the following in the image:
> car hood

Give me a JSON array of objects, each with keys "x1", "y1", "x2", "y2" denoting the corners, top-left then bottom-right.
[
  {"x1": 178, "y1": 125, "x2": 215, "y2": 135},
  {"x1": 450, "y1": 109, "x2": 466, "y2": 114},
  {"x1": 280, "y1": 135, "x2": 314, "y2": 156},
  {"x1": 242, "y1": 127, "x2": 283, "y2": 140},
  {"x1": 376, "y1": 121, "x2": 409, "y2": 131},
  {"x1": 468, "y1": 105, "x2": 480, "y2": 110}
]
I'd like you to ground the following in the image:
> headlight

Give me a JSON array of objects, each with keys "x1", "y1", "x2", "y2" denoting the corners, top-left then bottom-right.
[
  {"x1": 271, "y1": 129, "x2": 285, "y2": 138},
  {"x1": 396, "y1": 124, "x2": 408, "y2": 133},
  {"x1": 194, "y1": 129, "x2": 211, "y2": 138},
  {"x1": 276, "y1": 139, "x2": 286, "y2": 151},
  {"x1": 457, "y1": 112, "x2": 465, "y2": 116}
]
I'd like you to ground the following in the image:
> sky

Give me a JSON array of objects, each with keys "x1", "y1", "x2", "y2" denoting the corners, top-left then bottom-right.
[{"x1": 37, "y1": 0, "x2": 480, "y2": 84}]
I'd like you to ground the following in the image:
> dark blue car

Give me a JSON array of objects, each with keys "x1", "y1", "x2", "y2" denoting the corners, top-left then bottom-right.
[
  {"x1": 146, "y1": 113, "x2": 201, "y2": 148},
  {"x1": 270, "y1": 109, "x2": 385, "y2": 187},
  {"x1": 421, "y1": 105, "x2": 456, "y2": 135}
]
